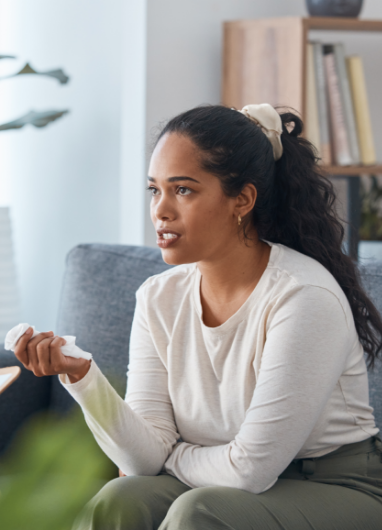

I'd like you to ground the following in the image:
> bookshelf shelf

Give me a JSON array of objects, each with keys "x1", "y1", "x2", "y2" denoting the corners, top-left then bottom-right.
[
  {"x1": 324, "y1": 165, "x2": 382, "y2": 175},
  {"x1": 303, "y1": 17, "x2": 382, "y2": 32}
]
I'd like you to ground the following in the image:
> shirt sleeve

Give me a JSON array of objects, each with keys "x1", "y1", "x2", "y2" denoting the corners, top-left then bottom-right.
[
  {"x1": 59, "y1": 285, "x2": 179, "y2": 476},
  {"x1": 163, "y1": 285, "x2": 352, "y2": 493}
]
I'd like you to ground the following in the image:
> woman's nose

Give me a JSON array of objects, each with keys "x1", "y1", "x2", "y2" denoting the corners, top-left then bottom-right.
[{"x1": 153, "y1": 194, "x2": 176, "y2": 221}]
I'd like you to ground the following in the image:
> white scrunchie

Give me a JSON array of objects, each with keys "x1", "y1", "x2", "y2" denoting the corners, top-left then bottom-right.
[{"x1": 239, "y1": 104, "x2": 283, "y2": 161}]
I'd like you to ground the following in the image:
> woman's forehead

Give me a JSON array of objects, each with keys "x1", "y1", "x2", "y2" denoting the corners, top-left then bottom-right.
[
  {"x1": 150, "y1": 133, "x2": 204, "y2": 177},
  {"x1": 153, "y1": 132, "x2": 198, "y2": 158}
]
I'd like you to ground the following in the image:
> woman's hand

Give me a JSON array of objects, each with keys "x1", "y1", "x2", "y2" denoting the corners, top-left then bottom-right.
[
  {"x1": 118, "y1": 469, "x2": 126, "y2": 477},
  {"x1": 14, "y1": 327, "x2": 91, "y2": 384}
]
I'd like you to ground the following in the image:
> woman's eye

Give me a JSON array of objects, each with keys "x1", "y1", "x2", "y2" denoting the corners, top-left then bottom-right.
[
  {"x1": 146, "y1": 186, "x2": 159, "y2": 196},
  {"x1": 177, "y1": 187, "x2": 192, "y2": 196}
]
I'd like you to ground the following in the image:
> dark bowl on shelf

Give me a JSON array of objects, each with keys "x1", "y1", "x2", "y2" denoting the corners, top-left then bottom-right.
[{"x1": 306, "y1": 0, "x2": 364, "y2": 17}]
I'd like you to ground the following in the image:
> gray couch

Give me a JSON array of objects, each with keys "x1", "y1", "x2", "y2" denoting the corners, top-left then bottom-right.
[{"x1": 1, "y1": 243, "x2": 381, "y2": 454}]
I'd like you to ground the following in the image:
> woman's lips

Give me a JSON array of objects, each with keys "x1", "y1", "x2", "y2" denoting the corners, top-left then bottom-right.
[{"x1": 156, "y1": 233, "x2": 181, "y2": 248}]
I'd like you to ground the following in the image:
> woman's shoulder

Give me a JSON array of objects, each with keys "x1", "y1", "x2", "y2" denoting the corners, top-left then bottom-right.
[
  {"x1": 136, "y1": 262, "x2": 197, "y2": 298},
  {"x1": 269, "y1": 242, "x2": 350, "y2": 314}
]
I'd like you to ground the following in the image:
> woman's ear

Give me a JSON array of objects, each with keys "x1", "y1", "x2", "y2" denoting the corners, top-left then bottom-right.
[{"x1": 235, "y1": 183, "x2": 257, "y2": 218}]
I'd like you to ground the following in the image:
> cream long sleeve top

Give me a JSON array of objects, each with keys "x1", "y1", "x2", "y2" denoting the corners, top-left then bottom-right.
[{"x1": 59, "y1": 240, "x2": 379, "y2": 494}]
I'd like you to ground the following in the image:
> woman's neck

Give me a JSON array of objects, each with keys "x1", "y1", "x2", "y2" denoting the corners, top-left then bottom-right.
[{"x1": 197, "y1": 234, "x2": 271, "y2": 327}]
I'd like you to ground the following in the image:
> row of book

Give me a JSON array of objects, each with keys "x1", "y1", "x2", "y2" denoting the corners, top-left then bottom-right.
[{"x1": 306, "y1": 42, "x2": 376, "y2": 167}]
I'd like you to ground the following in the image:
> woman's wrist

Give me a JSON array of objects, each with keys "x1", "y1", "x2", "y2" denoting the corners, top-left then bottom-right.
[{"x1": 66, "y1": 360, "x2": 92, "y2": 384}]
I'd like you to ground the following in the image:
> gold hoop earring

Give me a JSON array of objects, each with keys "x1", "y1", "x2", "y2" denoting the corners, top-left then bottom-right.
[{"x1": 238, "y1": 215, "x2": 242, "y2": 226}]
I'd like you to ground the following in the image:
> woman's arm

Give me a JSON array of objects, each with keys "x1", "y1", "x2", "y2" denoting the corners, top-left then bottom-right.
[
  {"x1": 163, "y1": 285, "x2": 352, "y2": 493},
  {"x1": 59, "y1": 286, "x2": 180, "y2": 476}
]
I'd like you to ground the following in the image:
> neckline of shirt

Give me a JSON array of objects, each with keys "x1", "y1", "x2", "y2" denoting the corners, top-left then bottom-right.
[{"x1": 191, "y1": 240, "x2": 281, "y2": 335}]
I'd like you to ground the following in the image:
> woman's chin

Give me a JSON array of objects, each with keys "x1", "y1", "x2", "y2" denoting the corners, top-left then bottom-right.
[{"x1": 160, "y1": 248, "x2": 198, "y2": 266}]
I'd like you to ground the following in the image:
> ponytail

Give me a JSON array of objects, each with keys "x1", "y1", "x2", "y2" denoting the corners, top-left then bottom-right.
[{"x1": 156, "y1": 105, "x2": 382, "y2": 369}]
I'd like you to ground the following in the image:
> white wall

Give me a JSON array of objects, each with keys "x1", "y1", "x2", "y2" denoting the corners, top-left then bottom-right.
[
  {"x1": 0, "y1": 0, "x2": 125, "y2": 331},
  {"x1": 120, "y1": 0, "x2": 147, "y2": 246}
]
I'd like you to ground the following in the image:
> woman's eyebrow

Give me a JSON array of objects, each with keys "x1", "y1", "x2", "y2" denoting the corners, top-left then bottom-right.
[{"x1": 147, "y1": 176, "x2": 200, "y2": 184}]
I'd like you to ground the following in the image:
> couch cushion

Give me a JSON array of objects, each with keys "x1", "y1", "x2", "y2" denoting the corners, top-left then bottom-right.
[
  {"x1": 0, "y1": 347, "x2": 51, "y2": 453},
  {"x1": 52, "y1": 244, "x2": 171, "y2": 413}
]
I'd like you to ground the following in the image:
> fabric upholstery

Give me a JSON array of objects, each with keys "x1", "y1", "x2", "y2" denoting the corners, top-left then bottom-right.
[
  {"x1": 51, "y1": 244, "x2": 172, "y2": 413},
  {"x1": 0, "y1": 347, "x2": 51, "y2": 453},
  {"x1": 359, "y1": 262, "x2": 382, "y2": 433}
]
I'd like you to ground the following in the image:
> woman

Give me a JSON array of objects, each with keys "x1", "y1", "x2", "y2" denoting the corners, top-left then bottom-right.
[{"x1": 15, "y1": 104, "x2": 382, "y2": 529}]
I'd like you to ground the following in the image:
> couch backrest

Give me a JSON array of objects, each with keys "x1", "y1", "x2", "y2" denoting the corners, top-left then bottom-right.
[
  {"x1": 52, "y1": 244, "x2": 171, "y2": 412},
  {"x1": 52, "y1": 244, "x2": 382, "y2": 434}
]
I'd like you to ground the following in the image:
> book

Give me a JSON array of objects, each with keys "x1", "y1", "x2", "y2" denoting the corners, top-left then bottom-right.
[
  {"x1": 346, "y1": 55, "x2": 376, "y2": 165},
  {"x1": 312, "y1": 42, "x2": 332, "y2": 166},
  {"x1": 306, "y1": 43, "x2": 321, "y2": 157},
  {"x1": 333, "y1": 43, "x2": 361, "y2": 165},
  {"x1": 323, "y1": 44, "x2": 352, "y2": 166}
]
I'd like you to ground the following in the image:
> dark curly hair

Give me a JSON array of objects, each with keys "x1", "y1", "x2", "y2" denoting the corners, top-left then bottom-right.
[{"x1": 156, "y1": 104, "x2": 382, "y2": 369}]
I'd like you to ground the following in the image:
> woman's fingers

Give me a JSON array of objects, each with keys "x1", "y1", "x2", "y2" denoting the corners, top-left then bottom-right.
[
  {"x1": 50, "y1": 336, "x2": 67, "y2": 373},
  {"x1": 26, "y1": 331, "x2": 54, "y2": 375},
  {"x1": 36, "y1": 336, "x2": 57, "y2": 375},
  {"x1": 13, "y1": 326, "x2": 34, "y2": 365}
]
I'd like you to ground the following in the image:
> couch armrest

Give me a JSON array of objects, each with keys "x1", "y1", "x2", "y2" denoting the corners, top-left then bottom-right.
[
  {"x1": 0, "y1": 345, "x2": 52, "y2": 454},
  {"x1": 368, "y1": 361, "x2": 382, "y2": 434}
]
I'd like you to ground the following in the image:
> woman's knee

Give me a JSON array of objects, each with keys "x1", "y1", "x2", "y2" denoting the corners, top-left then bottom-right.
[
  {"x1": 160, "y1": 485, "x2": 270, "y2": 530},
  {"x1": 160, "y1": 487, "x2": 226, "y2": 529},
  {"x1": 97, "y1": 476, "x2": 153, "y2": 510},
  {"x1": 73, "y1": 476, "x2": 157, "y2": 530}
]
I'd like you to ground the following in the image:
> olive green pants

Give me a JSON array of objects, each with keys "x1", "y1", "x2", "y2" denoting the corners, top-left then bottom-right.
[{"x1": 73, "y1": 435, "x2": 382, "y2": 530}]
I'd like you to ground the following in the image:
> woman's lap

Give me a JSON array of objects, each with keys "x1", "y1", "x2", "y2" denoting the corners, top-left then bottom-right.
[
  {"x1": 73, "y1": 473, "x2": 382, "y2": 530},
  {"x1": 72, "y1": 474, "x2": 190, "y2": 530},
  {"x1": 164, "y1": 479, "x2": 382, "y2": 530}
]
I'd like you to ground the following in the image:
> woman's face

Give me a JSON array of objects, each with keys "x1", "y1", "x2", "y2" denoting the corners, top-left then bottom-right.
[{"x1": 148, "y1": 132, "x2": 256, "y2": 265}]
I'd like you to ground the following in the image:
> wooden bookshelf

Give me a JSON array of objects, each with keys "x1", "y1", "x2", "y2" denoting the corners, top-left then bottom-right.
[
  {"x1": 222, "y1": 16, "x2": 382, "y2": 177},
  {"x1": 324, "y1": 165, "x2": 382, "y2": 175},
  {"x1": 304, "y1": 17, "x2": 382, "y2": 32}
]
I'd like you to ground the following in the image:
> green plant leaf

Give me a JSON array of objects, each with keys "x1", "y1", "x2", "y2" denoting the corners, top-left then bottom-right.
[
  {"x1": 0, "y1": 410, "x2": 115, "y2": 530},
  {"x1": 360, "y1": 176, "x2": 382, "y2": 241}
]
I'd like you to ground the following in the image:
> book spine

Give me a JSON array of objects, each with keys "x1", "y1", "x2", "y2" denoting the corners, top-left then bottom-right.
[
  {"x1": 323, "y1": 45, "x2": 352, "y2": 166},
  {"x1": 305, "y1": 43, "x2": 321, "y2": 157},
  {"x1": 334, "y1": 43, "x2": 361, "y2": 165},
  {"x1": 312, "y1": 42, "x2": 332, "y2": 166},
  {"x1": 346, "y1": 55, "x2": 376, "y2": 166}
]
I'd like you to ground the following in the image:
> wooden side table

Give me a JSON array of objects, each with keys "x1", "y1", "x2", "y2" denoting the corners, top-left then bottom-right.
[{"x1": 0, "y1": 366, "x2": 21, "y2": 394}]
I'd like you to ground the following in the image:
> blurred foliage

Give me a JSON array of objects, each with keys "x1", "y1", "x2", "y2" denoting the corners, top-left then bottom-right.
[
  {"x1": 360, "y1": 176, "x2": 382, "y2": 241},
  {"x1": 0, "y1": 410, "x2": 115, "y2": 530}
]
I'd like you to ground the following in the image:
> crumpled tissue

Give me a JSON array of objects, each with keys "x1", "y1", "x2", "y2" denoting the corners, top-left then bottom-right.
[{"x1": 4, "y1": 323, "x2": 92, "y2": 361}]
